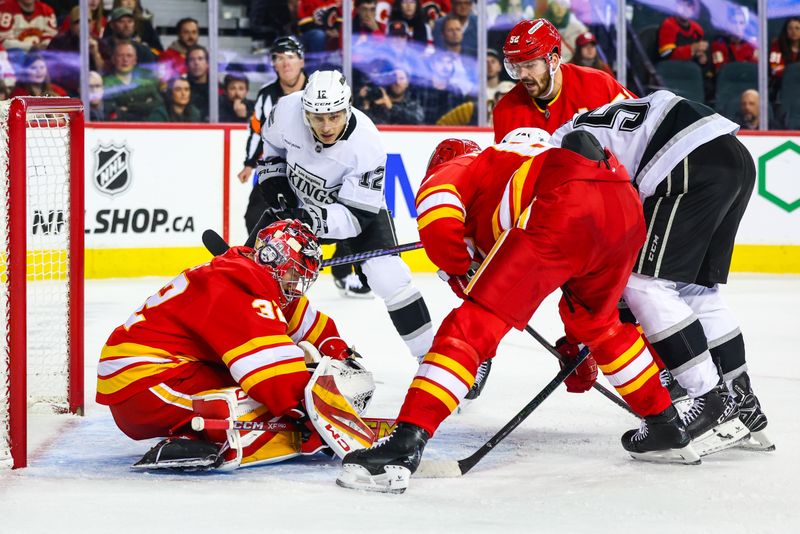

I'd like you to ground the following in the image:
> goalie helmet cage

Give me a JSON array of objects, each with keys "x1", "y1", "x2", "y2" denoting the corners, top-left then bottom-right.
[{"x1": 0, "y1": 97, "x2": 85, "y2": 469}]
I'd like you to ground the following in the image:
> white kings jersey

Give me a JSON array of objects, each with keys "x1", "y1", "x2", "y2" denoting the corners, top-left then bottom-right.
[
  {"x1": 551, "y1": 90, "x2": 739, "y2": 202},
  {"x1": 262, "y1": 92, "x2": 387, "y2": 240}
]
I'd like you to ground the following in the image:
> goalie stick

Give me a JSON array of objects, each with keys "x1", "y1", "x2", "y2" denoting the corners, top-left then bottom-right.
[
  {"x1": 414, "y1": 346, "x2": 589, "y2": 478},
  {"x1": 191, "y1": 416, "x2": 398, "y2": 440},
  {"x1": 201, "y1": 229, "x2": 424, "y2": 267},
  {"x1": 523, "y1": 325, "x2": 636, "y2": 416}
]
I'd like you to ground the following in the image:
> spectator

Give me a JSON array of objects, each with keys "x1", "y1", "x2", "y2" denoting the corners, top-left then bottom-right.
[
  {"x1": 0, "y1": 78, "x2": 9, "y2": 100},
  {"x1": 389, "y1": 0, "x2": 431, "y2": 45},
  {"x1": 486, "y1": 47, "x2": 503, "y2": 102},
  {"x1": 769, "y1": 17, "x2": 800, "y2": 85},
  {"x1": 658, "y1": 0, "x2": 708, "y2": 63},
  {"x1": 488, "y1": 0, "x2": 532, "y2": 30},
  {"x1": 219, "y1": 73, "x2": 255, "y2": 123},
  {"x1": 297, "y1": 0, "x2": 341, "y2": 53},
  {"x1": 415, "y1": 51, "x2": 466, "y2": 124},
  {"x1": 158, "y1": 18, "x2": 199, "y2": 83},
  {"x1": 101, "y1": 7, "x2": 156, "y2": 68},
  {"x1": 360, "y1": 67, "x2": 423, "y2": 125},
  {"x1": 9, "y1": 51, "x2": 66, "y2": 96},
  {"x1": 570, "y1": 31, "x2": 613, "y2": 76},
  {"x1": 734, "y1": 88, "x2": 759, "y2": 130},
  {"x1": 58, "y1": 0, "x2": 106, "y2": 40},
  {"x1": 433, "y1": 0, "x2": 476, "y2": 57},
  {"x1": 148, "y1": 78, "x2": 202, "y2": 122},
  {"x1": 102, "y1": 41, "x2": 162, "y2": 121},
  {"x1": 382, "y1": 21, "x2": 425, "y2": 73},
  {"x1": 421, "y1": 0, "x2": 450, "y2": 27},
  {"x1": 488, "y1": 79, "x2": 515, "y2": 125},
  {"x1": 434, "y1": 15, "x2": 475, "y2": 96},
  {"x1": 711, "y1": 7, "x2": 757, "y2": 72},
  {"x1": 110, "y1": 0, "x2": 162, "y2": 53},
  {"x1": 48, "y1": 5, "x2": 107, "y2": 96},
  {"x1": 543, "y1": 0, "x2": 587, "y2": 63},
  {"x1": 88, "y1": 70, "x2": 111, "y2": 121},
  {"x1": 0, "y1": 42, "x2": 15, "y2": 88},
  {"x1": 0, "y1": 0, "x2": 57, "y2": 60},
  {"x1": 186, "y1": 44, "x2": 210, "y2": 121},
  {"x1": 353, "y1": 0, "x2": 385, "y2": 45}
]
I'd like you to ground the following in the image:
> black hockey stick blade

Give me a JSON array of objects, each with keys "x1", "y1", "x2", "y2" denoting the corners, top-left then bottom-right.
[
  {"x1": 524, "y1": 325, "x2": 636, "y2": 416},
  {"x1": 203, "y1": 229, "x2": 230, "y2": 256},
  {"x1": 415, "y1": 348, "x2": 588, "y2": 478}
]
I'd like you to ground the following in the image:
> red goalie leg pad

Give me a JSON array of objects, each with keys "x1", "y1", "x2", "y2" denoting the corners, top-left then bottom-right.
[
  {"x1": 589, "y1": 323, "x2": 672, "y2": 417},
  {"x1": 397, "y1": 301, "x2": 510, "y2": 436}
]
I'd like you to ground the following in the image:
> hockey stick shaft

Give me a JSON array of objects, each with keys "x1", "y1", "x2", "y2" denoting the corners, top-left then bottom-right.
[
  {"x1": 523, "y1": 325, "x2": 636, "y2": 416},
  {"x1": 191, "y1": 416, "x2": 397, "y2": 438},
  {"x1": 455, "y1": 347, "x2": 589, "y2": 475},
  {"x1": 202, "y1": 228, "x2": 423, "y2": 267}
]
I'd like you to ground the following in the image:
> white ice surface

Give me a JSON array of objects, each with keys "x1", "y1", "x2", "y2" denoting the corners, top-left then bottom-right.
[{"x1": 1, "y1": 273, "x2": 799, "y2": 534}]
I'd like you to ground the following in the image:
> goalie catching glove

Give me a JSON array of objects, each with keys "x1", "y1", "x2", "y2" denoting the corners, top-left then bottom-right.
[{"x1": 555, "y1": 336, "x2": 597, "y2": 393}]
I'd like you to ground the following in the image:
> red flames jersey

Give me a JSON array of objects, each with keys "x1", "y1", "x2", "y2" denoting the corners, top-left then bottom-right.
[
  {"x1": 492, "y1": 63, "x2": 634, "y2": 142},
  {"x1": 416, "y1": 142, "x2": 632, "y2": 276},
  {"x1": 711, "y1": 37, "x2": 757, "y2": 69},
  {"x1": 658, "y1": 16, "x2": 704, "y2": 60},
  {"x1": 0, "y1": 0, "x2": 56, "y2": 51},
  {"x1": 96, "y1": 247, "x2": 341, "y2": 417}
]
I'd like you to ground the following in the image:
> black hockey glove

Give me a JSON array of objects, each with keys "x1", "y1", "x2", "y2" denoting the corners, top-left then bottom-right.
[
  {"x1": 274, "y1": 205, "x2": 328, "y2": 235},
  {"x1": 255, "y1": 157, "x2": 298, "y2": 210}
]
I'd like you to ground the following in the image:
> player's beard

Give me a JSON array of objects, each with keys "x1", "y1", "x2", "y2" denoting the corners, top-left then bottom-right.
[{"x1": 521, "y1": 69, "x2": 554, "y2": 100}]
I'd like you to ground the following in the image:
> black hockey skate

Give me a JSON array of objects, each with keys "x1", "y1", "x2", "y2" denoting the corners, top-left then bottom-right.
[
  {"x1": 465, "y1": 359, "x2": 492, "y2": 400},
  {"x1": 680, "y1": 387, "x2": 749, "y2": 457},
  {"x1": 132, "y1": 438, "x2": 222, "y2": 471},
  {"x1": 621, "y1": 404, "x2": 700, "y2": 465},
  {"x1": 729, "y1": 372, "x2": 774, "y2": 451},
  {"x1": 337, "y1": 423, "x2": 430, "y2": 494},
  {"x1": 334, "y1": 273, "x2": 373, "y2": 299},
  {"x1": 659, "y1": 368, "x2": 688, "y2": 402}
]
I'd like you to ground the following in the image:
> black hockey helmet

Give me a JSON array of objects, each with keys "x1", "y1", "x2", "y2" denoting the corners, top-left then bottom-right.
[{"x1": 270, "y1": 35, "x2": 304, "y2": 59}]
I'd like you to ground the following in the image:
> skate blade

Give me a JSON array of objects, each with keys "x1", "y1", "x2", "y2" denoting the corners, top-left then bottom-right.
[
  {"x1": 338, "y1": 289, "x2": 374, "y2": 300},
  {"x1": 336, "y1": 464, "x2": 410, "y2": 494},
  {"x1": 692, "y1": 418, "x2": 750, "y2": 457},
  {"x1": 131, "y1": 457, "x2": 219, "y2": 471},
  {"x1": 628, "y1": 444, "x2": 701, "y2": 465},
  {"x1": 734, "y1": 429, "x2": 775, "y2": 452}
]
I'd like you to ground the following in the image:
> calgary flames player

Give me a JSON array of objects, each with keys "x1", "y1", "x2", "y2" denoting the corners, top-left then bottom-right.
[
  {"x1": 337, "y1": 131, "x2": 700, "y2": 494},
  {"x1": 493, "y1": 18, "x2": 634, "y2": 142},
  {"x1": 97, "y1": 219, "x2": 376, "y2": 470}
]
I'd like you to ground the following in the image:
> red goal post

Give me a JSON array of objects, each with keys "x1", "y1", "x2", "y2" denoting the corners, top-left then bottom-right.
[{"x1": 1, "y1": 97, "x2": 85, "y2": 469}]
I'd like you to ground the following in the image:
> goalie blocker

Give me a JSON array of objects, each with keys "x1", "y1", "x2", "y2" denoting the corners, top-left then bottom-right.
[{"x1": 133, "y1": 357, "x2": 377, "y2": 471}]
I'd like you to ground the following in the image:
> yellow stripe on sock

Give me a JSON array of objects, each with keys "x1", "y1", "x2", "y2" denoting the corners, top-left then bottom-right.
[
  {"x1": 598, "y1": 337, "x2": 645, "y2": 374},
  {"x1": 410, "y1": 378, "x2": 458, "y2": 412},
  {"x1": 616, "y1": 363, "x2": 660, "y2": 397}
]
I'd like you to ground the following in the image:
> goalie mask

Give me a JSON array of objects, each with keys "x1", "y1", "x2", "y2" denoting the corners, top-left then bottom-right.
[{"x1": 255, "y1": 219, "x2": 322, "y2": 303}]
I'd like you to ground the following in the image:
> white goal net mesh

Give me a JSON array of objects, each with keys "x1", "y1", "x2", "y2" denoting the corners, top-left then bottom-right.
[{"x1": 1, "y1": 101, "x2": 74, "y2": 467}]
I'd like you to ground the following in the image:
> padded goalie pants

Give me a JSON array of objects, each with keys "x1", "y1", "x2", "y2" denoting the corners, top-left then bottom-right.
[{"x1": 397, "y1": 180, "x2": 672, "y2": 435}]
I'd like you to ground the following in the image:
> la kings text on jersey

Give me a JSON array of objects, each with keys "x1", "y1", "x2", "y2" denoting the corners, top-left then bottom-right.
[
  {"x1": 551, "y1": 90, "x2": 739, "y2": 202},
  {"x1": 262, "y1": 92, "x2": 387, "y2": 240}
]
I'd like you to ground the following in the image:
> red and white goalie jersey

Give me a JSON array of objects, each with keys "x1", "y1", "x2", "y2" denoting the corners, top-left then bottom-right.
[
  {"x1": 0, "y1": 0, "x2": 56, "y2": 51},
  {"x1": 96, "y1": 247, "x2": 342, "y2": 418}
]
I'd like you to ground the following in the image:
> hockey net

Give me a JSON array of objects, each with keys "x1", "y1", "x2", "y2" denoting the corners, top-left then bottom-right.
[{"x1": 0, "y1": 97, "x2": 84, "y2": 469}]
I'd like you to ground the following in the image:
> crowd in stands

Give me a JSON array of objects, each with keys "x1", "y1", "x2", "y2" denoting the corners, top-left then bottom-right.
[{"x1": 0, "y1": 0, "x2": 796, "y2": 130}]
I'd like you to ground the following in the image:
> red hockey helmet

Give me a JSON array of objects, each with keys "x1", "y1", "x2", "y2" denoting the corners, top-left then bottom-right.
[
  {"x1": 255, "y1": 219, "x2": 322, "y2": 303},
  {"x1": 502, "y1": 19, "x2": 561, "y2": 79},
  {"x1": 425, "y1": 138, "x2": 481, "y2": 179}
]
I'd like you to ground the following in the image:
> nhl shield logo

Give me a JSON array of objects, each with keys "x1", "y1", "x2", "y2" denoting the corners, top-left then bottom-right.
[{"x1": 93, "y1": 143, "x2": 132, "y2": 196}]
